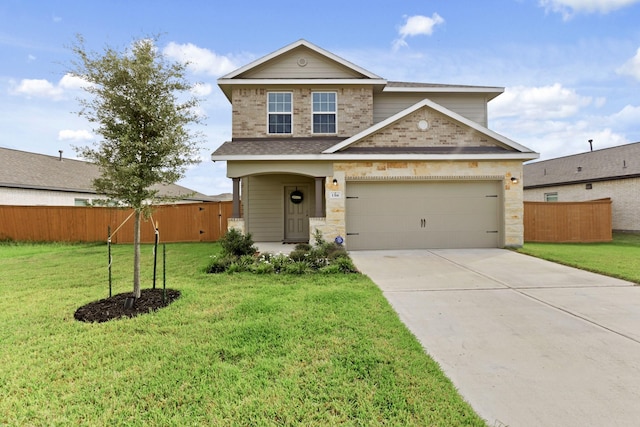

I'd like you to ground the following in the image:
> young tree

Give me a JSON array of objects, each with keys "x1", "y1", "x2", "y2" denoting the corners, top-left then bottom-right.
[{"x1": 70, "y1": 35, "x2": 203, "y2": 299}]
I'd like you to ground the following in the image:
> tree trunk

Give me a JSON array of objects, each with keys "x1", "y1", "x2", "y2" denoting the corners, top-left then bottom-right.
[{"x1": 133, "y1": 209, "x2": 141, "y2": 299}]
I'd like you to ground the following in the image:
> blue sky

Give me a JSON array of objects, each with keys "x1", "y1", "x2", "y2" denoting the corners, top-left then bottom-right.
[{"x1": 2, "y1": 0, "x2": 640, "y2": 195}]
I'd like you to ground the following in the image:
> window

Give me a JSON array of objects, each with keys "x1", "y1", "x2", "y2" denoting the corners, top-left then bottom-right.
[
  {"x1": 544, "y1": 192, "x2": 558, "y2": 202},
  {"x1": 74, "y1": 198, "x2": 89, "y2": 206},
  {"x1": 312, "y1": 92, "x2": 336, "y2": 134},
  {"x1": 268, "y1": 92, "x2": 292, "y2": 134}
]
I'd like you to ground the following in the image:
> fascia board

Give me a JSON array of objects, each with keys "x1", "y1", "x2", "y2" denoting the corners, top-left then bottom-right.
[
  {"x1": 211, "y1": 153, "x2": 540, "y2": 162},
  {"x1": 218, "y1": 78, "x2": 388, "y2": 86},
  {"x1": 220, "y1": 39, "x2": 383, "y2": 80},
  {"x1": 323, "y1": 98, "x2": 536, "y2": 155},
  {"x1": 383, "y1": 86, "x2": 504, "y2": 94}
]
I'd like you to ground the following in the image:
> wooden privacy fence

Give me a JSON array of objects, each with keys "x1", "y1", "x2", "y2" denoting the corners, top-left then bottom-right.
[
  {"x1": 524, "y1": 198, "x2": 612, "y2": 243},
  {"x1": 0, "y1": 202, "x2": 233, "y2": 243}
]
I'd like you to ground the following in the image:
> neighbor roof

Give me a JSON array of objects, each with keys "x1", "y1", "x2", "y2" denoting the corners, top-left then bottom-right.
[
  {"x1": 0, "y1": 147, "x2": 211, "y2": 200},
  {"x1": 524, "y1": 142, "x2": 640, "y2": 188}
]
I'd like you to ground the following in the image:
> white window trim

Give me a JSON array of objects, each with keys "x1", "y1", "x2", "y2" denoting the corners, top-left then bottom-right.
[
  {"x1": 544, "y1": 192, "x2": 558, "y2": 202},
  {"x1": 267, "y1": 92, "x2": 293, "y2": 135},
  {"x1": 311, "y1": 91, "x2": 337, "y2": 135}
]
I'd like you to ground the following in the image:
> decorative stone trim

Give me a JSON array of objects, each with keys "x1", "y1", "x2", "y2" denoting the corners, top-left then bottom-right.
[{"x1": 345, "y1": 175, "x2": 504, "y2": 181}]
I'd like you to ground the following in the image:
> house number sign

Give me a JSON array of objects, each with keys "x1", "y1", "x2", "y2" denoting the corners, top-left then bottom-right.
[
  {"x1": 290, "y1": 190, "x2": 304, "y2": 204},
  {"x1": 329, "y1": 191, "x2": 342, "y2": 199}
]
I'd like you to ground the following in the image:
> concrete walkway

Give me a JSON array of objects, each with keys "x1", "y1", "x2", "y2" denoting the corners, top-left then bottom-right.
[{"x1": 349, "y1": 249, "x2": 640, "y2": 427}]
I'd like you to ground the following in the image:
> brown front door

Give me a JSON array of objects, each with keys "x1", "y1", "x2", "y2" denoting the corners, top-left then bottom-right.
[{"x1": 284, "y1": 185, "x2": 309, "y2": 242}]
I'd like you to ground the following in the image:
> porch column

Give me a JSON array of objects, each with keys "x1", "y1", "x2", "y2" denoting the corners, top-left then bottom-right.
[
  {"x1": 314, "y1": 177, "x2": 324, "y2": 217},
  {"x1": 232, "y1": 177, "x2": 241, "y2": 218}
]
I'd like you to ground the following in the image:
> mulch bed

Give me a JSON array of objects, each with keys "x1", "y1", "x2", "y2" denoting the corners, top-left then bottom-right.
[{"x1": 74, "y1": 288, "x2": 181, "y2": 323}]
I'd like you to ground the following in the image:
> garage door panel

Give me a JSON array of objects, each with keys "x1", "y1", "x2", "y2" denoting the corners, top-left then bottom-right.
[{"x1": 346, "y1": 181, "x2": 501, "y2": 250}]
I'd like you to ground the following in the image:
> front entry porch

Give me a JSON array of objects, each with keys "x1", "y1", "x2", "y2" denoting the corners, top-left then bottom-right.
[{"x1": 228, "y1": 173, "x2": 329, "y2": 244}]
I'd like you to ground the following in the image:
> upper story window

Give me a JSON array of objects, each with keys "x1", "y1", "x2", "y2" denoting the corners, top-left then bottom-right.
[
  {"x1": 312, "y1": 92, "x2": 337, "y2": 134},
  {"x1": 268, "y1": 92, "x2": 292, "y2": 134}
]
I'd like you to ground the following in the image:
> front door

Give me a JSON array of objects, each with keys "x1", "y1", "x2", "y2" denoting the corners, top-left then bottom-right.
[{"x1": 284, "y1": 185, "x2": 309, "y2": 242}]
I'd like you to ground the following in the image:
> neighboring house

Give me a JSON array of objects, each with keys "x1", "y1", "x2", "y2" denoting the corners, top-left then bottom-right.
[
  {"x1": 211, "y1": 40, "x2": 538, "y2": 249},
  {"x1": 523, "y1": 142, "x2": 640, "y2": 232},
  {"x1": 0, "y1": 147, "x2": 214, "y2": 206}
]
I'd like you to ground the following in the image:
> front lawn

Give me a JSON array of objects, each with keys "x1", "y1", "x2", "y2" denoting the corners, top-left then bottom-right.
[
  {"x1": 516, "y1": 232, "x2": 640, "y2": 283},
  {"x1": 0, "y1": 242, "x2": 484, "y2": 426}
]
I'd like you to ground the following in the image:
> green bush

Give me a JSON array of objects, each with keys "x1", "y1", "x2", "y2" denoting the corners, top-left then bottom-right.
[
  {"x1": 207, "y1": 229, "x2": 356, "y2": 275},
  {"x1": 294, "y1": 243, "x2": 312, "y2": 252},
  {"x1": 284, "y1": 260, "x2": 312, "y2": 275},
  {"x1": 206, "y1": 255, "x2": 235, "y2": 273},
  {"x1": 220, "y1": 229, "x2": 257, "y2": 257}
]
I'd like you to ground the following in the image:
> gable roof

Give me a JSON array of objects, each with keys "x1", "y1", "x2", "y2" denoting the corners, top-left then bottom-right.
[
  {"x1": 0, "y1": 147, "x2": 212, "y2": 201},
  {"x1": 217, "y1": 39, "x2": 387, "y2": 101},
  {"x1": 220, "y1": 39, "x2": 382, "y2": 80},
  {"x1": 524, "y1": 142, "x2": 640, "y2": 188},
  {"x1": 323, "y1": 98, "x2": 536, "y2": 157}
]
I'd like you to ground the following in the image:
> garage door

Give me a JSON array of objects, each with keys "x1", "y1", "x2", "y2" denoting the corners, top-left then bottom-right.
[{"x1": 345, "y1": 181, "x2": 501, "y2": 250}]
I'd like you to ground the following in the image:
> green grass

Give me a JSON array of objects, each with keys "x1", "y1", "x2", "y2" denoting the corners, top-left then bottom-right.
[
  {"x1": 0, "y1": 242, "x2": 484, "y2": 426},
  {"x1": 517, "y1": 232, "x2": 640, "y2": 283}
]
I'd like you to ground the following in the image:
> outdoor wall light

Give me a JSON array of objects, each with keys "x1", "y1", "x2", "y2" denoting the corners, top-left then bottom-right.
[
  {"x1": 332, "y1": 178, "x2": 338, "y2": 186},
  {"x1": 510, "y1": 176, "x2": 519, "y2": 184}
]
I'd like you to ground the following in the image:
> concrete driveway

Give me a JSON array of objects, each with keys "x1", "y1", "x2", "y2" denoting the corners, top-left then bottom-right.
[{"x1": 349, "y1": 249, "x2": 640, "y2": 427}]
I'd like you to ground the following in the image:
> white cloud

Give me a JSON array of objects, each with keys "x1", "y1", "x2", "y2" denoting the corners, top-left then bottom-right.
[
  {"x1": 617, "y1": 47, "x2": 640, "y2": 80},
  {"x1": 191, "y1": 82, "x2": 212, "y2": 96},
  {"x1": 57, "y1": 129, "x2": 94, "y2": 142},
  {"x1": 10, "y1": 78, "x2": 64, "y2": 100},
  {"x1": 491, "y1": 94, "x2": 637, "y2": 160},
  {"x1": 58, "y1": 73, "x2": 90, "y2": 90},
  {"x1": 490, "y1": 83, "x2": 593, "y2": 120},
  {"x1": 163, "y1": 42, "x2": 237, "y2": 76},
  {"x1": 9, "y1": 73, "x2": 87, "y2": 100},
  {"x1": 540, "y1": 0, "x2": 640, "y2": 19},
  {"x1": 393, "y1": 13, "x2": 444, "y2": 50}
]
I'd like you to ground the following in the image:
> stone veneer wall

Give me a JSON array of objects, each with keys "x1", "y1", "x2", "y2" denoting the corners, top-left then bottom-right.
[
  {"x1": 353, "y1": 106, "x2": 494, "y2": 149},
  {"x1": 322, "y1": 160, "x2": 525, "y2": 248},
  {"x1": 231, "y1": 86, "x2": 373, "y2": 138}
]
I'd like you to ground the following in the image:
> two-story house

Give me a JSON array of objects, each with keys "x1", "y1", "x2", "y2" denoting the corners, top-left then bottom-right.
[{"x1": 211, "y1": 40, "x2": 538, "y2": 250}]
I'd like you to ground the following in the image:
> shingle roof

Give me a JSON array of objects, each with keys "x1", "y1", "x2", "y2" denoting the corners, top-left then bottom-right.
[
  {"x1": 212, "y1": 137, "x2": 344, "y2": 157},
  {"x1": 523, "y1": 142, "x2": 640, "y2": 188},
  {"x1": 0, "y1": 147, "x2": 211, "y2": 200}
]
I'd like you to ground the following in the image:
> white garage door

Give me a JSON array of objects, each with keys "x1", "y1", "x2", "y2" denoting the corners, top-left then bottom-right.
[{"x1": 345, "y1": 181, "x2": 501, "y2": 250}]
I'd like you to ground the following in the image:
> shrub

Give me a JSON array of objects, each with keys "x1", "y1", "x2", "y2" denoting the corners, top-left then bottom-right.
[
  {"x1": 289, "y1": 249, "x2": 308, "y2": 262},
  {"x1": 220, "y1": 229, "x2": 257, "y2": 257},
  {"x1": 330, "y1": 256, "x2": 359, "y2": 274},
  {"x1": 251, "y1": 262, "x2": 275, "y2": 274},
  {"x1": 206, "y1": 255, "x2": 235, "y2": 274},
  {"x1": 294, "y1": 243, "x2": 312, "y2": 252},
  {"x1": 270, "y1": 253, "x2": 291, "y2": 273},
  {"x1": 207, "y1": 229, "x2": 357, "y2": 275},
  {"x1": 284, "y1": 261, "x2": 312, "y2": 275}
]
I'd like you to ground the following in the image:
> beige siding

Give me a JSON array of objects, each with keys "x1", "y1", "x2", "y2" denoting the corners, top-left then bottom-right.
[
  {"x1": 523, "y1": 177, "x2": 640, "y2": 231},
  {"x1": 242, "y1": 46, "x2": 364, "y2": 79},
  {"x1": 244, "y1": 174, "x2": 316, "y2": 241},
  {"x1": 232, "y1": 86, "x2": 373, "y2": 138},
  {"x1": 0, "y1": 187, "x2": 106, "y2": 206},
  {"x1": 373, "y1": 93, "x2": 488, "y2": 126}
]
